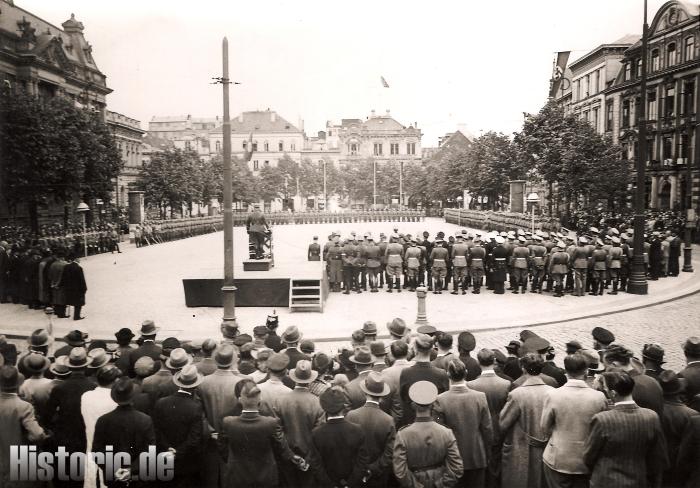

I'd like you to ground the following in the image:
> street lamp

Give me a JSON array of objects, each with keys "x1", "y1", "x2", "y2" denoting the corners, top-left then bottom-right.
[
  {"x1": 526, "y1": 192, "x2": 539, "y2": 234},
  {"x1": 76, "y1": 201, "x2": 90, "y2": 258}
]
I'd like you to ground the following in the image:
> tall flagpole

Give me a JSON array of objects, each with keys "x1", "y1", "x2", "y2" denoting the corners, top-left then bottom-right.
[
  {"x1": 373, "y1": 159, "x2": 377, "y2": 206},
  {"x1": 221, "y1": 37, "x2": 238, "y2": 327},
  {"x1": 628, "y1": 0, "x2": 649, "y2": 294}
]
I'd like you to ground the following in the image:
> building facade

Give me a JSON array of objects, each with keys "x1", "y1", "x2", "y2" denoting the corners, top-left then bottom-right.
[
  {"x1": 106, "y1": 110, "x2": 145, "y2": 209},
  {"x1": 605, "y1": 0, "x2": 700, "y2": 211}
]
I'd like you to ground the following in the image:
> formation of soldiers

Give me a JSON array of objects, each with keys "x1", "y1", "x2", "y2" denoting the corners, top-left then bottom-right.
[
  {"x1": 133, "y1": 217, "x2": 223, "y2": 247},
  {"x1": 1, "y1": 223, "x2": 123, "y2": 258},
  {"x1": 321, "y1": 224, "x2": 686, "y2": 297},
  {"x1": 1, "y1": 316, "x2": 699, "y2": 488}
]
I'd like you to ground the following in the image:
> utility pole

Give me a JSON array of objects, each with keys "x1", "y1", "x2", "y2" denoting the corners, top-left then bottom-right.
[
  {"x1": 323, "y1": 159, "x2": 327, "y2": 210},
  {"x1": 628, "y1": 0, "x2": 649, "y2": 295},
  {"x1": 219, "y1": 37, "x2": 238, "y2": 327},
  {"x1": 373, "y1": 159, "x2": 377, "y2": 206},
  {"x1": 399, "y1": 160, "x2": 404, "y2": 207}
]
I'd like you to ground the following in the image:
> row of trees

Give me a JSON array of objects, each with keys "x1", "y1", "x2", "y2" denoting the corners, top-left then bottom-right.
[{"x1": 0, "y1": 89, "x2": 122, "y2": 231}]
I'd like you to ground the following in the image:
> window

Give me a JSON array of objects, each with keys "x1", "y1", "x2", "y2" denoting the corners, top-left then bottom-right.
[
  {"x1": 678, "y1": 133, "x2": 690, "y2": 161},
  {"x1": 663, "y1": 136, "x2": 673, "y2": 162},
  {"x1": 685, "y1": 36, "x2": 695, "y2": 62},
  {"x1": 252, "y1": 141, "x2": 258, "y2": 152},
  {"x1": 667, "y1": 43, "x2": 677, "y2": 66},
  {"x1": 624, "y1": 63, "x2": 631, "y2": 81},
  {"x1": 253, "y1": 160, "x2": 259, "y2": 171},
  {"x1": 349, "y1": 143, "x2": 358, "y2": 155},
  {"x1": 606, "y1": 103, "x2": 614, "y2": 131},
  {"x1": 665, "y1": 86, "x2": 675, "y2": 118},
  {"x1": 243, "y1": 141, "x2": 247, "y2": 151},
  {"x1": 592, "y1": 107, "x2": 599, "y2": 130},
  {"x1": 683, "y1": 79, "x2": 695, "y2": 115},
  {"x1": 215, "y1": 140, "x2": 221, "y2": 153},
  {"x1": 185, "y1": 141, "x2": 192, "y2": 150},
  {"x1": 328, "y1": 130, "x2": 332, "y2": 136},
  {"x1": 278, "y1": 141, "x2": 284, "y2": 151},
  {"x1": 584, "y1": 75, "x2": 590, "y2": 98},
  {"x1": 390, "y1": 143, "x2": 399, "y2": 155},
  {"x1": 591, "y1": 70, "x2": 598, "y2": 95},
  {"x1": 264, "y1": 160, "x2": 270, "y2": 167},
  {"x1": 291, "y1": 143, "x2": 296, "y2": 151},
  {"x1": 582, "y1": 110, "x2": 589, "y2": 122},
  {"x1": 651, "y1": 49, "x2": 660, "y2": 71},
  {"x1": 264, "y1": 141, "x2": 269, "y2": 151},
  {"x1": 574, "y1": 80, "x2": 580, "y2": 100},
  {"x1": 407, "y1": 142, "x2": 416, "y2": 155},
  {"x1": 636, "y1": 59, "x2": 642, "y2": 78},
  {"x1": 622, "y1": 99, "x2": 630, "y2": 128},
  {"x1": 373, "y1": 143, "x2": 383, "y2": 156},
  {"x1": 648, "y1": 91, "x2": 658, "y2": 120},
  {"x1": 634, "y1": 96, "x2": 641, "y2": 125}
]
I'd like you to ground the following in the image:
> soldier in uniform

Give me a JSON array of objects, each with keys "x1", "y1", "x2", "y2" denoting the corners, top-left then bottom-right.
[
  {"x1": 504, "y1": 234, "x2": 516, "y2": 291},
  {"x1": 450, "y1": 232, "x2": 469, "y2": 295},
  {"x1": 378, "y1": 233, "x2": 388, "y2": 289},
  {"x1": 404, "y1": 239, "x2": 423, "y2": 292},
  {"x1": 530, "y1": 235, "x2": 548, "y2": 294},
  {"x1": 572, "y1": 236, "x2": 591, "y2": 297},
  {"x1": 468, "y1": 239, "x2": 486, "y2": 294},
  {"x1": 322, "y1": 234, "x2": 334, "y2": 280},
  {"x1": 363, "y1": 235, "x2": 382, "y2": 293},
  {"x1": 342, "y1": 238, "x2": 360, "y2": 294},
  {"x1": 444, "y1": 235, "x2": 455, "y2": 291},
  {"x1": 429, "y1": 238, "x2": 449, "y2": 295},
  {"x1": 307, "y1": 236, "x2": 321, "y2": 261},
  {"x1": 385, "y1": 234, "x2": 404, "y2": 293},
  {"x1": 246, "y1": 206, "x2": 270, "y2": 259},
  {"x1": 490, "y1": 236, "x2": 508, "y2": 295},
  {"x1": 619, "y1": 233, "x2": 632, "y2": 292},
  {"x1": 326, "y1": 235, "x2": 344, "y2": 293},
  {"x1": 510, "y1": 236, "x2": 531, "y2": 294},
  {"x1": 393, "y1": 381, "x2": 464, "y2": 488},
  {"x1": 590, "y1": 239, "x2": 608, "y2": 296},
  {"x1": 484, "y1": 234, "x2": 497, "y2": 290},
  {"x1": 542, "y1": 233, "x2": 557, "y2": 292},
  {"x1": 607, "y1": 236, "x2": 624, "y2": 295},
  {"x1": 353, "y1": 237, "x2": 367, "y2": 292},
  {"x1": 548, "y1": 241, "x2": 570, "y2": 298},
  {"x1": 421, "y1": 232, "x2": 433, "y2": 291}
]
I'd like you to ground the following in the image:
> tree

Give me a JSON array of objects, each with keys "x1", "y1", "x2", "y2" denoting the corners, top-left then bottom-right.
[
  {"x1": 465, "y1": 132, "x2": 522, "y2": 209},
  {"x1": 403, "y1": 161, "x2": 430, "y2": 207},
  {"x1": 0, "y1": 89, "x2": 121, "y2": 231}
]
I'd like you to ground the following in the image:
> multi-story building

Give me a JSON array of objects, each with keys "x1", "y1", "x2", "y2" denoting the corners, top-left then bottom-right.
[
  {"x1": 147, "y1": 115, "x2": 221, "y2": 140},
  {"x1": 605, "y1": 0, "x2": 699, "y2": 210},
  {"x1": 569, "y1": 35, "x2": 639, "y2": 134},
  {"x1": 106, "y1": 110, "x2": 145, "y2": 209},
  {"x1": 325, "y1": 110, "x2": 422, "y2": 167}
]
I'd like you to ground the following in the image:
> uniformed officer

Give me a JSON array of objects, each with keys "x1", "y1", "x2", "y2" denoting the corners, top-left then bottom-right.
[
  {"x1": 378, "y1": 233, "x2": 388, "y2": 289},
  {"x1": 619, "y1": 233, "x2": 632, "y2": 292},
  {"x1": 404, "y1": 239, "x2": 423, "y2": 292},
  {"x1": 429, "y1": 238, "x2": 449, "y2": 294},
  {"x1": 326, "y1": 234, "x2": 343, "y2": 292},
  {"x1": 363, "y1": 235, "x2": 382, "y2": 293},
  {"x1": 385, "y1": 234, "x2": 404, "y2": 293},
  {"x1": 607, "y1": 236, "x2": 624, "y2": 295},
  {"x1": 307, "y1": 236, "x2": 321, "y2": 261},
  {"x1": 490, "y1": 236, "x2": 508, "y2": 295},
  {"x1": 572, "y1": 236, "x2": 591, "y2": 297},
  {"x1": 548, "y1": 241, "x2": 570, "y2": 298},
  {"x1": 468, "y1": 239, "x2": 487, "y2": 294},
  {"x1": 342, "y1": 238, "x2": 360, "y2": 294},
  {"x1": 590, "y1": 239, "x2": 608, "y2": 296},
  {"x1": 422, "y1": 232, "x2": 433, "y2": 291},
  {"x1": 510, "y1": 236, "x2": 531, "y2": 294},
  {"x1": 450, "y1": 232, "x2": 469, "y2": 295},
  {"x1": 393, "y1": 381, "x2": 464, "y2": 488},
  {"x1": 530, "y1": 235, "x2": 548, "y2": 294}
]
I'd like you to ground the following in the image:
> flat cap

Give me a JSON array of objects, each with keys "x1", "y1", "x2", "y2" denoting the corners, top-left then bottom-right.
[
  {"x1": 267, "y1": 352, "x2": 290, "y2": 372},
  {"x1": 408, "y1": 381, "x2": 438, "y2": 405},
  {"x1": 458, "y1": 332, "x2": 476, "y2": 352},
  {"x1": 592, "y1": 327, "x2": 615, "y2": 345},
  {"x1": 320, "y1": 387, "x2": 347, "y2": 414}
]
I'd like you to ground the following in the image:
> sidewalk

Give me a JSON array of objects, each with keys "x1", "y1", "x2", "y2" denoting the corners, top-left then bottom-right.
[{"x1": 1, "y1": 218, "x2": 698, "y2": 343}]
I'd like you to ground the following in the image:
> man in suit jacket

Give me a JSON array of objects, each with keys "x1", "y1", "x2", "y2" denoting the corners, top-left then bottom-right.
[
  {"x1": 275, "y1": 360, "x2": 325, "y2": 488},
  {"x1": 309, "y1": 387, "x2": 368, "y2": 487},
  {"x1": 152, "y1": 365, "x2": 205, "y2": 488},
  {"x1": 679, "y1": 337, "x2": 700, "y2": 401},
  {"x1": 128, "y1": 320, "x2": 162, "y2": 377},
  {"x1": 678, "y1": 414, "x2": 700, "y2": 488},
  {"x1": 604, "y1": 344, "x2": 664, "y2": 417},
  {"x1": 281, "y1": 326, "x2": 310, "y2": 369},
  {"x1": 457, "y1": 331, "x2": 482, "y2": 381},
  {"x1": 219, "y1": 381, "x2": 304, "y2": 488},
  {"x1": 59, "y1": 253, "x2": 87, "y2": 320},
  {"x1": 468, "y1": 349, "x2": 511, "y2": 488},
  {"x1": 0, "y1": 366, "x2": 49, "y2": 487},
  {"x1": 398, "y1": 334, "x2": 449, "y2": 427},
  {"x1": 541, "y1": 354, "x2": 608, "y2": 488},
  {"x1": 583, "y1": 371, "x2": 667, "y2": 488},
  {"x1": 92, "y1": 377, "x2": 156, "y2": 488},
  {"x1": 345, "y1": 346, "x2": 382, "y2": 410},
  {"x1": 434, "y1": 359, "x2": 492, "y2": 487},
  {"x1": 346, "y1": 372, "x2": 396, "y2": 488}
]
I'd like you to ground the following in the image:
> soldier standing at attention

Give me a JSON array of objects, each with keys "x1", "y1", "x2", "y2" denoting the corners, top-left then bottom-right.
[
  {"x1": 393, "y1": 381, "x2": 464, "y2": 487},
  {"x1": 404, "y1": 239, "x2": 423, "y2": 292},
  {"x1": 422, "y1": 232, "x2": 433, "y2": 291},
  {"x1": 246, "y1": 205, "x2": 270, "y2": 260},
  {"x1": 326, "y1": 235, "x2": 343, "y2": 293},
  {"x1": 450, "y1": 232, "x2": 469, "y2": 295},
  {"x1": 342, "y1": 238, "x2": 360, "y2": 294},
  {"x1": 378, "y1": 233, "x2": 388, "y2": 289},
  {"x1": 490, "y1": 236, "x2": 508, "y2": 295},
  {"x1": 468, "y1": 239, "x2": 487, "y2": 294},
  {"x1": 549, "y1": 242, "x2": 570, "y2": 298},
  {"x1": 385, "y1": 234, "x2": 405, "y2": 293},
  {"x1": 530, "y1": 235, "x2": 548, "y2": 294},
  {"x1": 589, "y1": 239, "x2": 608, "y2": 296},
  {"x1": 363, "y1": 235, "x2": 382, "y2": 293},
  {"x1": 510, "y1": 236, "x2": 531, "y2": 294},
  {"x1": 307, "y1": 236, "x2": 321, "y2": 261},
  {"x1": 571, "y1": 236, "x2": 590, "y2": 297},
  {"x1": 430, "y1": 238, "x2": 449, "y2": 295}
]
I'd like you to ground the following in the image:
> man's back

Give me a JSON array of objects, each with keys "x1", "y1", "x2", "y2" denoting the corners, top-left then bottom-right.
[
  {"x1": 346, "y1": 403, "x2": 395, "y2": 475},
  {"x1": 275, "y1": 387, "x2": 325, "y2": 455},
  {"x1": 46, "y1": 372, "x2": 96, "y2": 452},
  {"x1": 541, "y1": 379, "x2": 607, "y2": 474},
  {"x1": 398, "y1": 362, "x2": 449, "y2": 426},
  {"x1": 152, "y1": 391, "x2": 204, "y2": 474},
  {"x1": 311, "y1": 418, "x2": 367, "y2": 486},
  {"x1": 468, "y1": 371, "x2": 511, "y2": 439},
  {"x1": 198, "y1": 370, "x2": 243, "y2": 432},
  {"x1": 583, "y1": 404, "x2": 667, "y2": 488}
]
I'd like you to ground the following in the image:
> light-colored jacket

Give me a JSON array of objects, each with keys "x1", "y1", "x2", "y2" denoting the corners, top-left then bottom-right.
[
  {"x1": 541, "y1": 378, "x2": 608, "y2": 474},
  {"x1": 81, "y1": 387, "x2": 117, "y2": 488}
]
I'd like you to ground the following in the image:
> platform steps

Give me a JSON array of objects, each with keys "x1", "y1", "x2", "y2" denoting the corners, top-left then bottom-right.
[{"x1": 290, "y1": 279, "x2": 323, "y2": 312}]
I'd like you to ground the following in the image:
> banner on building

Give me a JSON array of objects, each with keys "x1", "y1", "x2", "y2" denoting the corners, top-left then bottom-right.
[{"x1": 548, "y1": 51, "x2": 570, "y2": 99}]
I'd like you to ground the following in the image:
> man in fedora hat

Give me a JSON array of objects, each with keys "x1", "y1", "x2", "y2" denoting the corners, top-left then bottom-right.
[
  {"x1": 456, "y1": 331, "x2": 482, "y2": 381},
  {"x1": 308, "y1": 387, "x2": 368, "y2": 487},
  {"x1": 54, "y1": 329, "x2": 88, "y2": 358},
  {"x1": 679, "y1": 337, "x2": 700, "y2": 402},
  {"x1": 113, "y1": 328, "x2": 135, "y2": 374},
  {"x1": 394, "y1": 381, "x2": 464, "y2": 488},
  {"x1": 0, "y1": 366, "x2": 49, "y2": 485},
  {"x1": 641, "y1": 343, "x2": 667, "y2": 381},
  {"x1": 17, "y1": 329, "x2": 52, "y2": 380},
  {"x1": 345, "y1": 346, "x2": 381, "y2": 410},
  {"x1": 434, "y1": 359, "x2": 492, "y2": 488},
  {"x1": 387, "y1": 317, "x2": 410, "y2": 344},
  {"x1": 128, "y1": 320, "x2": 162, "y2": 377},
  {"x1": 194, "y1": 338, "x2": 218, "y2": 377},
  {"x1": 275, "y1": 360, "x2": 325, "y2": 487},
  {"x1": 658, "y1": 370, "x2": 697, "y2": 488},
  {"x1": 259, "y1": 352, "x2": 292, "y2": 412},
  {"x1": 92, "y1": 377, "x2": 156, "y2": 488},
  {"x1": 153, "y1": 364, "x2": 205, "y2": 488},
  {"x1": 346, "y1": 372, "x2": 395, "y2": 488},
  {"x1": 382, "y1": 341, "x2": 412, "y2": 415},
  {"x1": 604, "y1": 344, "x2": 664, "y2": 417},
  {"x1": 219, "y1": 381, "x2": 306, "y2": 488},
  {"x1": 18, "y1": 353, "x2": 51, "y2": 404},
  {"x1": 45, "y1": 347, "x2": 97, "y2": 485},
  {"x1": 282, "y1": 326, "x2": 309, "y2": 369}
]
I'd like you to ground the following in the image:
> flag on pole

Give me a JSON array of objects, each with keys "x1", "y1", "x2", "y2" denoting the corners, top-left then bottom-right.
[
  {"x1": 548, "y1": 51, "x2": 570, "y2": 99},
  {"x1": 380, "y1": 76, "x2": 390, "y2": 88}
]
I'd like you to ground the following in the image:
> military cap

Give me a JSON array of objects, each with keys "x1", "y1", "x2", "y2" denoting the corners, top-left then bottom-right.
[
  {"x1": 458, "y1": 332, "x2": 476, "y2": 352},
  {"x1": 611, "y1": 236, "x2": 621, "y2": 244},
  {"x1": 541, "y1": 231, "x2": 550, "y2": 238},
  {"x1": 414, "y1": 333, "x2": 434, "y2": 350},
  {"x1": 555, "y1": 241, "x2": 566, "y2": 250},
  {"x1": 592, "y1": 327, "x2": 615, "y2": 345},
  {"x1": 417, "y1": 325, "x2": 437, "y2": 336},
  {"x1": 522, "y1": 337, "x2": 550, "y2": 354},
  {"x1": 320, "y1": 387, "x2": 346, "y2": 414},
  {"x1": 233, "y1": 334, "x2": 253, "y2": 347},
  {"x1": 620, "y1": 233, "x2": 629, "y2": 240},
  {"x1": 495, "y1": 236, "x2": 505, "y2": 244},
  {"x1": 590, "y1": 227, "x2": 600, "y2": 234},
  {"x1": 267, "y1": 352, "x2": 290, "y2": 372},
  {"x1": 534, "y1": 235, "x2": 543, "y2": 241},
  {"x1": 408, "y1": 381, "x2": 438, "y2": 405},
  {"x1": 579, "y1": 236, "x2": 588, "y2": 244},
  {"x1": 518, "y1": 236, "x2": 526, "y2": 243}
]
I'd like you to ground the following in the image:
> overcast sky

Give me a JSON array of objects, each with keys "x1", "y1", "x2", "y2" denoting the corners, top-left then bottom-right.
[{"x1": 23, "y1": 0, "x2": 668, "y2": 145}]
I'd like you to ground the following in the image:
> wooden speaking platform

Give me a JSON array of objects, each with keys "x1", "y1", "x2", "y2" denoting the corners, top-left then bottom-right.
[{"x1": 182, "y1": 258, "x2": 327, "y2": 310}]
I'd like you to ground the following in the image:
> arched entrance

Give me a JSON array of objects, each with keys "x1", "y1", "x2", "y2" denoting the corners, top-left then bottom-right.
[{"x1": 658, "y1": 178, "x2": 672, "y2": 210}]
